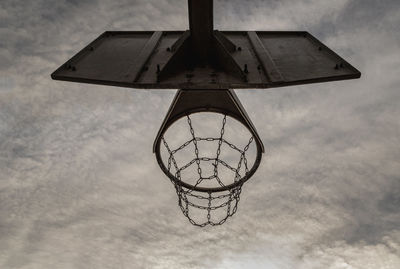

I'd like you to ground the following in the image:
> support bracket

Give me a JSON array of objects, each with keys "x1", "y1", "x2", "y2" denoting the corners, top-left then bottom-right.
[{"x1": 153, "y1": 89, "x2": 265, "y2": 153}]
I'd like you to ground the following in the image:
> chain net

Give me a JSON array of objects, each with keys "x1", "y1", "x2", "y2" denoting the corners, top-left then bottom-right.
[{"x1": 160, "y1": 114, "x2": 255, "y2": 227}]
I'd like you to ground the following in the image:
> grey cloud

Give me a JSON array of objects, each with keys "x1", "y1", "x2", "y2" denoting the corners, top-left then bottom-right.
[{"x1": 1, "y1": 0, "x2": 400, "y2": 268}]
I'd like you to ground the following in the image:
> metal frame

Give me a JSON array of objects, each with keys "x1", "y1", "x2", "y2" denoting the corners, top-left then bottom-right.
[
  {"x1": 153, "y1": 89, "x2": 264, "y2": 192},
  {"x1": 51, "y1": 0, "x2": 360, "y2": 90},
  {"x1": 188, "y1": 0, "x2": 213, "y2": 63},
  {"x1": 51, "y1": 30, "x2": 361, "y2": 89},
  {"x1": 247, "y1": 31, "x2": 284, "y2": 84}
]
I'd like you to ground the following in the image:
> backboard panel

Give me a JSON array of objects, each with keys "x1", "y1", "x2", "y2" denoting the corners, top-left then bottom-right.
[{"x1": 52, "y1": 31, "x2": 360, "y2": 89}]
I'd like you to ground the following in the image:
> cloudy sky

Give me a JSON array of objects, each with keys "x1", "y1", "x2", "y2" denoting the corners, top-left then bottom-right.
[{"x1": 1, "y1": 0, "x2": 400, "y2": 268}]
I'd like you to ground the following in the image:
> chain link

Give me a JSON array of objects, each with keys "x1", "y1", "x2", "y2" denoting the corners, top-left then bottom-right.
[
  {"x1": 161, "y1": 114, "x2": 255, "y2": 227},
  {"x1": 213, "y1": 115, "x2": 226, "y2": 187}
]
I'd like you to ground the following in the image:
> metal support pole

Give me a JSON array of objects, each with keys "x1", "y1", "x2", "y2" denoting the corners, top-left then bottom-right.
[{"x1": 188, "y1": 0, "x2": 214, "y2": 63}]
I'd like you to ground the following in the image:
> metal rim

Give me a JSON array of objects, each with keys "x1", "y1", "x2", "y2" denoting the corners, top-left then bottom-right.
[{"x1": 154, "y1": 109, "x2": 263, "y2": 193}]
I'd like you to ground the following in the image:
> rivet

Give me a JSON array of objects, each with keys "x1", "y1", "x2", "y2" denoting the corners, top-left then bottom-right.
[
  {"x1": 318, "y1": 47, "x2": 322, "y2": 51},
  {"x1": 89, "y1": 46, "x2": 94, "y2": 51},
  {"x1": 238, "y1": 46, "x2": 242, "y2": 51},
  {"x1": 166, "y1": 47, "x2": 171, "y2": 52}
]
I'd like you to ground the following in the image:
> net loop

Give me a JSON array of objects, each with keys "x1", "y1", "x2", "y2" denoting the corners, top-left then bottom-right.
[{"x1": 160, "y1": 114, "x2": 255, "y2": 226}]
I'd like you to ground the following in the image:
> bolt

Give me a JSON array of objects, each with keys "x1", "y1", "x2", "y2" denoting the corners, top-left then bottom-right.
[
  {"x1": 238, "y1": 46, "x2": 242, "y2": 51},
  {"x1": 156, "y1": 64, "x2": 160, "y2": 73},
  {"x1": 318, "y1": 47, "x2": 322, "y2": 51},
  {"x1": 340, "y1": 63, "x2": 344, "y2": 68},
  {"x1": 71, "y1": 66, "x2": 76, "y2": 71},
  {"x1": 257, "y1": 65, "x2": 261, "y2": 70},
  {"x1": 89, "y1": 46, "x2": 94, "y2": 51},
  {"x1": 334, "y1": 64, "x2": 339, "y2": 70},
  {"x1": 244, "y1": 64, "x2": 249, "y2": 74},
  {"x1": 166, "y1": 47, "x2": 171, "y2": 52}
]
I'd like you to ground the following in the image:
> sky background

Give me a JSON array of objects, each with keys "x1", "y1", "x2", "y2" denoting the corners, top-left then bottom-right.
[{"x1": 1, "y1": 0, "x2": 400, "y2": 268}]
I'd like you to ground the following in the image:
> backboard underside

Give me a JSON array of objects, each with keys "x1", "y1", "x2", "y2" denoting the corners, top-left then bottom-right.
[{"x1": 52, "y1": 31, "x2": 361, "y2": 90}]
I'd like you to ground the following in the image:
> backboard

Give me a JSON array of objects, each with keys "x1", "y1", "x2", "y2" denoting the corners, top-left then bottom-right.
[{"x1": 51, "y1": 30, "x2": 360, "y2": 90}]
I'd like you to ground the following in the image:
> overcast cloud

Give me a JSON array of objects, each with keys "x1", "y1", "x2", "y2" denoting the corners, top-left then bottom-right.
[{"x1": 0, "y1": 0, "x2": 399, "y2": 268}]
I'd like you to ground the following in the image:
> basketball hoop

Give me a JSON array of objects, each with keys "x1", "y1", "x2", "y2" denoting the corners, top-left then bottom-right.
[
  {"x1": 154, "y1": 90, "x2": 263, "y2": 226},
  {"x1": 51, "y1": 0, "x2": 360, "y2": 227}
]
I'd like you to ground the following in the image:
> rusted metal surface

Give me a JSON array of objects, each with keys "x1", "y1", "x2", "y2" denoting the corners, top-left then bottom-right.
[
  {"x1": 52, "y1": 31, "x2": 360, "y2": 89},
  {"x1": 214, "y1": 30, "x2": 236, "y2": 53},
  {"x1": 247, "y1": 31, "x2": 283, "y2": 84},
  {"x1": 158, "y1": 31, "x2": 191, "y2": 81},
  {"x1": 213, "y1": 32, "x2": 247, "y2": 82},
  {"x1": 126, "y1": 31, "x2": 163, "y2": 82}
]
